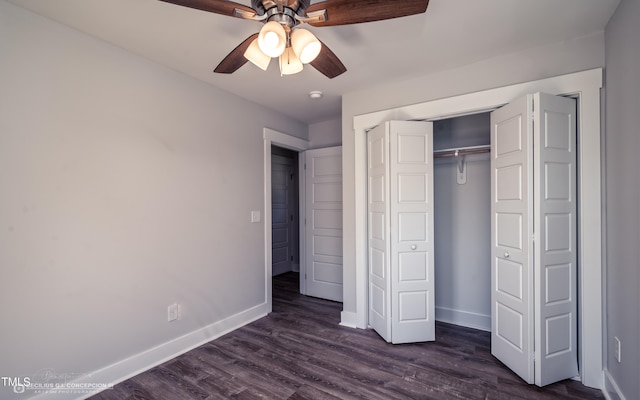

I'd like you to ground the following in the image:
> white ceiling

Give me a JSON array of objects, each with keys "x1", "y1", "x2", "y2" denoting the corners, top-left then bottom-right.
[{"x1": 8, "y1": 0, "x2": 619, "y2": 124}]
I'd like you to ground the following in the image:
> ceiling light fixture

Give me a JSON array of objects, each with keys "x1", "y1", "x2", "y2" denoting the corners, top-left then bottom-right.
[
  {"x1": 253, "y1": 25, "x2": 321, "y2": 76},
  {"x1": 279, "y1": 47, "x2": 303, "y2": 76},
  {"x1": 257, "y1": 21, "x2": 286, "y2": 58},
  {"x1": 244, "y1": 38, "x2": 271, "y2": 71},
  {"x1": 162, "y1": 0, "x2": 430, "y2": 79},
  {"x1": 291, "y1": 29, "x2": 322, "y2": 64},
  {"x1": 240, "y1": 5, "x2": 323, "y2": 77}
]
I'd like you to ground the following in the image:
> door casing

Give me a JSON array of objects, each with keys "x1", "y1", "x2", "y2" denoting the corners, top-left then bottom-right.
[{"x1": 263, "y1": 128, "x2": 309, "y2": 313}]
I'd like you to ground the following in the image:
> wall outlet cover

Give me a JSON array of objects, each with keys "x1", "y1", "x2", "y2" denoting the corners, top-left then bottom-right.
[{"x1": 168, "y1": 303, "x2": 179, "y2": 322}]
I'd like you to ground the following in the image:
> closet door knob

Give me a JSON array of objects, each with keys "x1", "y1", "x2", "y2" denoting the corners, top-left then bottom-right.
[
  {"x1": 411, "y1": 244, "x2": 417, "y2": 250},
  {"x1": 504, "y1": 251, "x2": 510, "y2": 258}
]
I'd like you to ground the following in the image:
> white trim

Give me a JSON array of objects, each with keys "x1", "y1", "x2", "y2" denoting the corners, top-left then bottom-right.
[
  {"x1": 603, "y1": 370, "x2": 626, "y2": 400},
  {"x1": 298, "y1": 151, "x2": 307, "y2": 294},
  {"x1": 263, "y1": 128, "x2": 309, "y2": 312},
  {"x1": 34, "y1": 303, "x2": 268, "y2": 400},
  {"x1": 339, "y1": 311, "x2": 359, "y2": 328},
  {"x1": 435, "y1": 307, "x2": 491, "y2": 332},
  {"x1": 349, "y1": 68, "x2": 603, "y2": 388},
  {"x1": 264, "y1": 128, "x2": 310, "y2": 151},
  {"x1": 575, "y1": 86, "x2": 604, "y2": 389}
]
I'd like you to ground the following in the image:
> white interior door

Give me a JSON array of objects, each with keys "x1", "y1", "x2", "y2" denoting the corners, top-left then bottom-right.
[
  {"x1": 304, "y1": 146, "x2": 343, "y2": 302},
  {"x1": 532, "y1": 93, "x2": 578, "y2": 386},
  {"x1": 491, "y1": 95, "x2": 534, "y2": 383},
  {"x1": 272, "y1": 155, "x2": 294, "y2": 276},
  {"x1": 367, "y1": 124, "x2": 391, "y2": 341},
  {"x1": 490, "y1": 93, "x2": 577, "y2": 386},
  {"x1": 367, "y1": 121, "x2": 434, "y2": 344},
  {"x1": 389, "y1": 121, "x2": 435, "y2": 344}
]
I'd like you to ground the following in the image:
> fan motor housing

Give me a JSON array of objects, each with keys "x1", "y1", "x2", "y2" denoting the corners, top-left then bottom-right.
[{"x1": 252, "y1": 0, "x2": 311, "y2": 16}]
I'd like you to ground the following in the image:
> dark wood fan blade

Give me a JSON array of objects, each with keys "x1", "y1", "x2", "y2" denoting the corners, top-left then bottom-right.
[
  {"x1": 214, "y1": 33, "x2": 259, "y2": 74},
  {"x1": 310, "y1": 40, "x2": 346, "y2": 79},
  {"x1": 306, "y1": 0, "x2": 429, "y2": 27},
  {"x1": 158, "y1": 0, "x2": 256, "y2": 17}
]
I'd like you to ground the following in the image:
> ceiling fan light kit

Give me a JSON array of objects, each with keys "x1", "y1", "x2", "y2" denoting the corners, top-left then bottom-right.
[
  {"x1": 244, "y1": 38, "x2": 271, "y2": 70},
  {"x1": 279, "y1": 47, "x2": 304, "y2": 75},
  {"x1": 159, "y1": 0, "x2": 430, "y2": 79},
  {"x1": 255, "y1": 20, "x2": 320, "y2": 75},
  {"x1": 291, "y1": 28, "x2": 321, "y2": 64},
  {"x1": 257, "y1": 21, "x2": 287, "y2": 57}
]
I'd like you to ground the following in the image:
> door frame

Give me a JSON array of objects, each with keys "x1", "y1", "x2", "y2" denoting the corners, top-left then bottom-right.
[
  {"x1": 263, "y1": 128, "x2": 309, "y2": 313},
  {"x1": 349, "y1": 69, "x2": 603, "y2": 388}
]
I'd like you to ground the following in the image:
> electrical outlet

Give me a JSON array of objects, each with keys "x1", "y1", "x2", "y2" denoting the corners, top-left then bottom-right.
[
  {"x1": 167, "y1": 303, "x2": 179, "y2": 322},
  {"x1": 614, "y1": 336, "x2": 621, "y2": 363}
]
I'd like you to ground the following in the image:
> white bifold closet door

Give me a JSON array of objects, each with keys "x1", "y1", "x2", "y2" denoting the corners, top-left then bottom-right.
[
  {"x1": 491, "y1": 92, "x2": 578, "y2": 386},
  {"x1": 367, "y1": 121, "x2": 435, "y2": 344}
]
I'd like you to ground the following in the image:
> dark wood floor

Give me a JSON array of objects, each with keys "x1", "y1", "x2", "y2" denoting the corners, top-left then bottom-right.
[{"x1": 90, "y1": 272, "x2": 604, "y2": 400}]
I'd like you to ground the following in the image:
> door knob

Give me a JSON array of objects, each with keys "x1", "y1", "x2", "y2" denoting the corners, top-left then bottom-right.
[
  {"x1": 411, "y1": 244, "x2": 417, "y2": 250},
  {"x1": 504, "y1": 251, "x2": 510, "y2": 258}
]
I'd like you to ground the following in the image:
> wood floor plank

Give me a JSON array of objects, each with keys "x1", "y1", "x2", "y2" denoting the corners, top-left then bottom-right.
[
  {"x1": 287, "y1": 384, "x2": 345, "y2": 400},
  {"x1": 89, "y1": 272, "x2": 604, "y2": 400}
]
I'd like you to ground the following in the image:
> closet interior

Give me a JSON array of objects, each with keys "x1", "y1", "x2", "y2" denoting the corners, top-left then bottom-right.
[{"x1": 433, "y1": 112, "x2": 491, "y2": 332}]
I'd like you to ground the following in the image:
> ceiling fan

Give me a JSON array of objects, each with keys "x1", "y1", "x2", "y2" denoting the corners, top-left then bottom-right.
[{"x1": 159, "y1": 0, "x2": 430, "y2": 78}]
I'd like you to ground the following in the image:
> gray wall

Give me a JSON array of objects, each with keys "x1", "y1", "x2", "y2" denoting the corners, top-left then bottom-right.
[
  {"x1": 308, "y1": 117, "x2": 342, "y2": 149},
  {"x1": 341, "y1": 31, "x2": 606, "y2": 317},
  {"x1": 604, "y1": 0, "x2": 640, "y2": 398},
  {"x1": 433, "y1": 114, "x2": 491, "y2": 331},
  {"x1": 0, "y1": 2, "x2": 306, "y2": 398}
]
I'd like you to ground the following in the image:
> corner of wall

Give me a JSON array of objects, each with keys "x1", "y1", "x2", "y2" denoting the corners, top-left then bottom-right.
[{"x1": 603, "y1": 369, "x2": 627, "y2": 400}]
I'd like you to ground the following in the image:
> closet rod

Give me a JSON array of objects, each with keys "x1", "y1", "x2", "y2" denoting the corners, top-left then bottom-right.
[{"x1": 433, "y1": 145, "x2": 491, "y2": 159}]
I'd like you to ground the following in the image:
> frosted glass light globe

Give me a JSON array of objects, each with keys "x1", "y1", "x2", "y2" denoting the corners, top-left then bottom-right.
[
  {"x1": 291, "y1": 29, "x2": 322, "y2": 64},
  {"x1": 263, "y1": 31, "x2": 279, "y2": 49}
]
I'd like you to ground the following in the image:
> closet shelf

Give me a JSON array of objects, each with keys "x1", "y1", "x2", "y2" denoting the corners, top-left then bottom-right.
[{"x1": 434, "y1": 145, "x2": 490, "y2": 159}]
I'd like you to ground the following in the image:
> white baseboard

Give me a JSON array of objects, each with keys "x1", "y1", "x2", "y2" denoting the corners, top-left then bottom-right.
[
  {"x1": 29, "y1": 303, "x2": 268, "y2": 400},
  {"x1": 602, "y1": 370, "x2": 626, "y2": 400},
  {"x1": 435, "y1": 306, "x2": 491, "y2": 332},
  {"x1": 339, "y1": 311, "x2": 359, "y2": 329}
]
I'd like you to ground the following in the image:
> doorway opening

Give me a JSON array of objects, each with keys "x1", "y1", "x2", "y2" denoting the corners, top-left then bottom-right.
[
  {"x1": 362, "y1": 93, "x2": 583, "y2": 386},
  {"x1": 271, "y1": 145, "x2": 301, "y2": 290},
  {"x1": 432, "y1": 113, "x2": 492, "y2": 332},
  {"x1": 262, "y1": 128, "x2": 309, "y2": 314},
  {"x1": 264, "y1": 133, "x2": 344, "y2": 310}
]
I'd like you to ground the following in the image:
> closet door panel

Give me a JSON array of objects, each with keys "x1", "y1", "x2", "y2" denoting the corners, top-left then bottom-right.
[
  {"x1": 533, "y1": 93, "x2": 578, "y2": 386},
  {"x1": 491, "y1": 92, "x2": 578, "y2": 387},
  {"x1": 389, "y1": 121, "x2": 435, "y2": 344},
  {"x1": 490, "y1": 94, "x2": 534, "y2": 384},
  {"x1": 367, "y1": 124, "x2": 391, "y2": 341}
]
